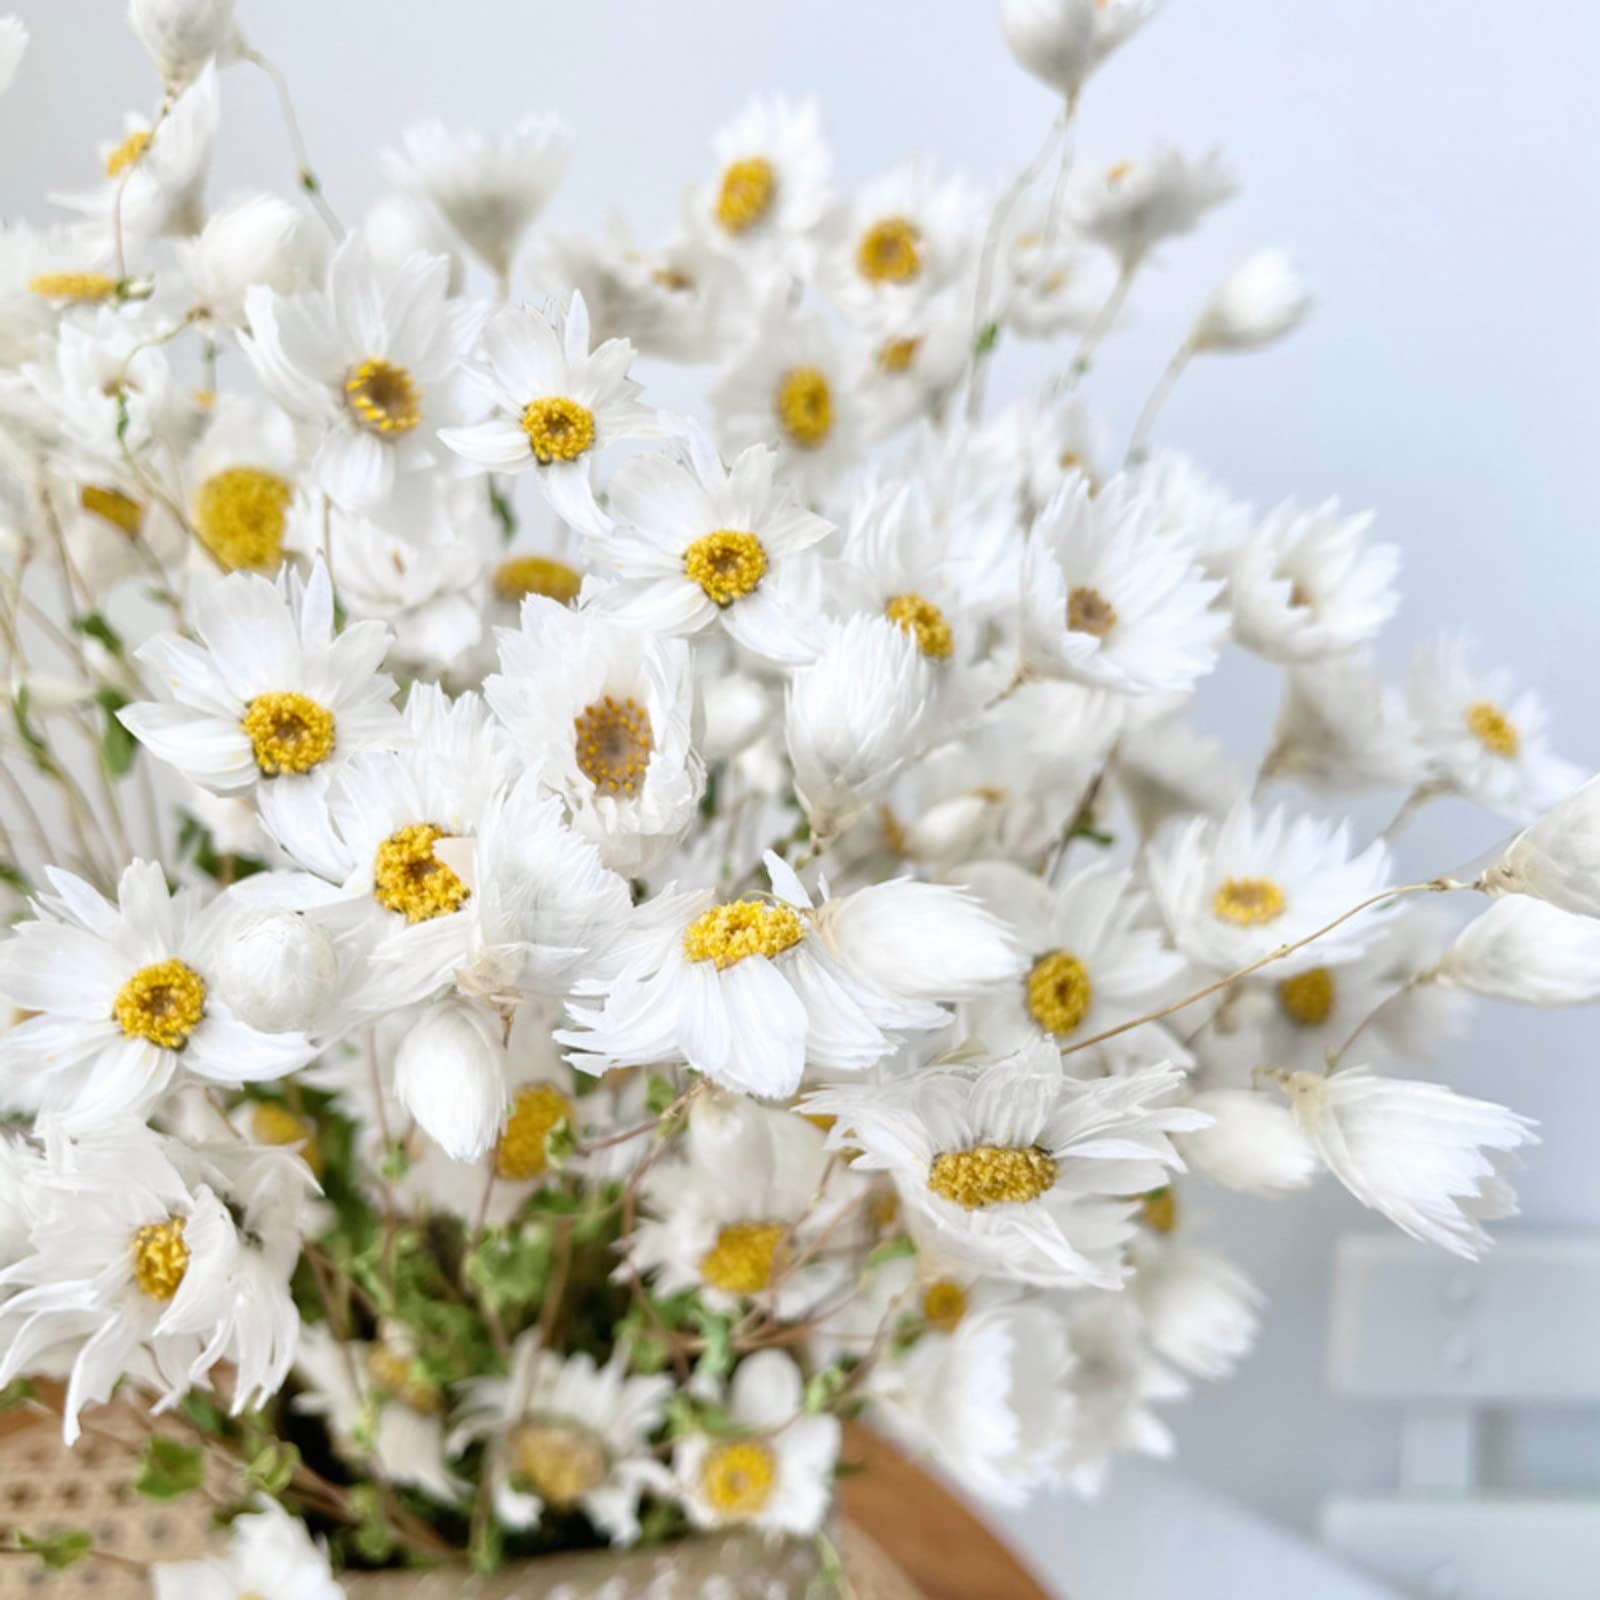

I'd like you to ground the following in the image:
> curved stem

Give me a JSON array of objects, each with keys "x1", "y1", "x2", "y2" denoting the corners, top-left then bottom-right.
[
  {"x1": 240, "y1": 46, "x2": 344, "y2": 237},
  {"x1": 1065, "y1": 261, "x2": 1137, "y2": 388},
  {"x1": 1126, "y1": 337, "x2": 1196, "y2": 464}
]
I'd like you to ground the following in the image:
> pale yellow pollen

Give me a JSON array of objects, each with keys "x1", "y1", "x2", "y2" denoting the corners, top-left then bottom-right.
[
  {"x1": 884, "y1": 592, "x2": 953, "y2": 660},
  {"x1": 495, "y1": 1084, "x2": 573, "y2": 1181},
  {"x1": 716, "y1": 157, "x2": 778, "y2": 234},
  {"x1": 927, "y1": 1145, "x2": 1059, "y2": 1210},
  {"x1": 1067, "y1": 585, "x2": 1118, "y2": 638},
  {"x1": 113, "y1": 959, "x2": 206, "y2": 1050},
  {"x1": 856, "y1": 216, "x2": 923, "y2": 284},
  {"x1": 876, "y1": 335, "x2": 921, "y2": 374},
  {"x1": 879, "y1": 803, "x2": 909, "y2": 858},
  {"x1": 699, "y1": 1221, "x2": 789, "y2": 1296},
  {"x1": 520, "y1": 396, "x2": 596, "y2": 463},
  {"x1": 193, "y1": 466, "x2": 292, "y2": 572},
  {"x1": 1106, "y1": 160, "x2": 1133, "y2": 184},
  {"x1": 775, "y1": 365, "x2": 833, "y2": 448},
  {"x1": 240, "y1": 690, "x2": 336, "y2": 777},
  {"x1": 1139, "y1": 1186, "x2": 1178, "y2": 1235},
  {"x1": 700, "y1": 1440, "x2": 777, "y2": 1518},
  {"x1": 131, "y1": 1217, "x2": 189, "y2": 1301},
  {"x1": 682, "y1": 900, "x2": 806, "y2": 970},
  {"x1": 1466, "y1": 699, "x2": 1520, "y2": 759},
  {"x1": 1026, "y1": 950, "x2": 1093, "y2": 1037},
  {"x1": 1212, "y1": 876, "x2": 1287, "y2": 927},
  {"x1": 1278, "y1": 966, "x2": 1334, "y2": 1027},
  {"x1": 491, "y1": 554, "x2": 583, "y2": 605},
  {"x1": 922, "y1": 1279, "x2": 968, "y2": 1332},
  {"x1": 366, "y1": 1347, "x2": 443, "y2": 1415},
  {"x1": 29, "y1": 272, "x2": 119, "y2": 303},
  {"x1": 684, "y1": 529, "x2": 767, "y2": 606},
  {"x1": 344, "y1": 357, "x2": 422, "y2": 436},
  {"x1": 80, "y1": 483, "x2": 142, "y2": 536},
  {"x1": 573, "y1": 694, "x2": 654, "y2": 794},
  {"x1": 652, "y1": 264, "x2": 695, "y2": 292},
  {"x1": 249, "y1": 1102, "x2": 323, "y2": 1178},
  {"x1": 372, "y1": 823, "x2": 471, "y2": 924},
  {"x1": 510, "y1": 1420, "x2": 610, "y2": 1507},
  {"x1": 104, "y1": 128, "x2": 152, "y2": 177}
]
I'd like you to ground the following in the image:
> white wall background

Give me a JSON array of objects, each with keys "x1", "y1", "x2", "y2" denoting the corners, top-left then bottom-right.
[{"x1": 6, "y1": 0, "x2": 1600, "y2": 1557}]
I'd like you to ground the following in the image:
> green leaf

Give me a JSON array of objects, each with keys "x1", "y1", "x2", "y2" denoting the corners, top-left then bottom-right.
[
  {"x1": 866, "y1": 1234, "x2": 917, "y2": 1270},
  {"x1": 644, "y1": 1074, "x2": 678, "y2": 1116},
  {"x1": 70, "y1": 611, "x2": 126, "y2": 657},
  {"x1": 348, "y1": 1483, "x2": 397, "y2": 1563},
  {"x1": 15, "y1": 1530, "x2": 93, "y2": 1570},
  {"x1": 803, "y1": 1364, "x2": 849, "y2": 1415},
  {"x1": 691, "y1": 1307, "x2": 735, "y2": 1382},
  {"x1": 133, "y1": 1435, "x2": 204, "y2": 1500},
  {"x1": 179, "y1": 1392, "x2": 225, "y2": 1435},
  {"x1": 246, "y1": 1439, "x2": 300, "y2": 1496},
  {"x1": 544, "y1": 1118, "x2": 576, "y2": 1169},
  {"x1": 10, "y1": 686, "x2": 58, "y2": 777},
  {"x1": 973, "y1": 320, "x2": 1001, "y2": 358},
  {"x1": 95, "y1": 687, "x2": 137, "y2": 777},
  {"x1": 0, "y1": 1377, "x2": 35, "y2": 1411},
  {"x1": 488, "y1": 479, "x2": 517, "y2": 542}
]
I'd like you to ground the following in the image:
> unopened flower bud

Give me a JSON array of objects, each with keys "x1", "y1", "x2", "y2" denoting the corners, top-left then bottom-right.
[
  {"x1": 1192, "y1": 251, "x2": 1312, "y2": 354},
  {"x1": 188, "y1": 194, "x2": 326, "y2": 325},
  {"x1": 214, "y1": 907, "x2": 338, "y2": 1034},
  {"x1": 128, "y1": 0, "x2": 238, "y2": 90},
  {"x1": 393, "y1": 999, "x2": 508, "y2": 1162}
]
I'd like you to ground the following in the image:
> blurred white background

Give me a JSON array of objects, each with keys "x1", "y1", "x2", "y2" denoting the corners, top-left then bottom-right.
[{"x1": 5, "y1": 0, "x2": 1600, "y2": 1575}]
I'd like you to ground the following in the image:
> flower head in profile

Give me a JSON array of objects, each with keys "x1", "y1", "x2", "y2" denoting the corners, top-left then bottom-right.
[
  {"x1": 152, "y1": 1501, "x2": 344, "y2": 1600},
  {"x1": 1191, "y1": 250, "x2": 1312, "y2": 353},
  {"x1": 1001, "y1": 0, "x2": 1159, "y2": 101},
  {"x1": 1484, "y1": 773, "x2": 1600, "y2": 920},
  {"x1": 1071, "y1": 147, "x2": 1235, "y2": 268}
]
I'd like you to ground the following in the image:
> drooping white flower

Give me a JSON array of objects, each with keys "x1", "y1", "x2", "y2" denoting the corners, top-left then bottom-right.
[
  {"x1": 1228, "y1": 500, "x2": 1400, "y2": 663},
  {"x1": 0, "y1": 862, "x2": 314, "y2": 1128},
  {"x1": 1283, "y1": 1067, "x2": 1537, "y2": 1258},
  {"x1": 441, "y1": 294, "x2": 664, "y2": 534},
  {"x1": 673, "y1": 1351, "x2": 840, "y2": 1537},
  {"x1": 182, "y1": 193, "x2": 327, "y2": 326},
  {"x1": 1191, "y1": 251, "x2": 1312, "y2": 353},
  {"x1": 1483, "y1": 774, "x2": 1600, "y2": 919},
  {"x1": 805, "y1": 1045, "x2": 1205, "y2": 1288},
  {"x1": 585, "y1": 430, "x2": 828, "y2": 664},
  {"x1": 119, "y1": 559, "x2": 402, "y2": 795},
  {"x1": 451, "y1": 1336, "x2": 672, "y2": 1545},
  {"x1": 152, "y1": 1501, "x2": 344, "y2": 1600},
  {"x1": 1000, "y1": 0, "x2": 1158, "y2": 101},
  {"x1": 128, "y1": 0, "x2": 239, "y2": 90},
  {"x1": 1407, "y1": 635, "x2": 1583, "y2": 825},
  {"x1": 484, "y1": 596, "x2": 702, "y2": 874},
  {"x1": 392, "y1": 997, "x2": 508, "y2": 1162},
  {"x1": 242, "y1": 232, "x2": 469, "y2": 511},
  {"x1": 1147, "y1": 804, "x2": 1397, "y2": 977},
  {"x1": 384, "y1": 116, "x2": 571, "y2": 281},
  {"x1": 1438, "y1": 896, "x2": 1600, "y2": 1005},
  {"x1": 1129, "y1": 1237, "x2": 1262, "y2": 1382},
  {"x1": 786, "y1": 613, "x2": 933, "y2": 841},
  {"x1": 1174, "y1": 1088, "x2": 1317, "y2": 1196},
  {"x1": 1072, "y1": 148, "x2": 1235, "y2": 268}
]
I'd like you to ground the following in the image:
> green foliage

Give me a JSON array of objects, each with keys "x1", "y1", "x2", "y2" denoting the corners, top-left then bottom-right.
[
  {"x1": 246, "y1": 1439, "x2": 301, "y2": 1496},
  {"x1": 70, "y1": 610, "x2": 126, "y2": 657},
  {"x1": 10, "y1": 686, "x2": 58, "y2": 776},
  {"x1": 865, "y1": 1234, "x2": 916, "y2": 1270},
  {"x1": 95, "y1": 687, "x2": 137, "y2": 776},
  {"x1": 175, "y1": 812, "x2": 267, "y2": 882},
  {"x1": 133, "y1": 1435, "x2": 204, "y2": 1500},
  {"x1": 464, "y1": 1223, "x2": 553, "y2": 1317},
  {"x1": 0, "y1": 1378, "x2": 35, "y2": 1410},
  {"x1": 803, "y1": 1364, "x2": 849, "y2": 1415},
  {"x1": 14, "y1": 1530, "x2": 92, "y2": 1570},
  {"x1": 348, "y1": 1483, "x2": 397, "y2": 1564}
]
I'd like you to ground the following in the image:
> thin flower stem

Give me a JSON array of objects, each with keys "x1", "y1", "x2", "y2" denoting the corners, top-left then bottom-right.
[
  {"x1": 1065, "y1": 260, "x2": 1137, "y2": 387},
  {"x1": 1376, "y1": 782, "x2": 1446, "y2": 845},
  {"x1": 1059, "y1": 878, "x2": 1467, "y2": 1060},
  {"x1": 111, "y1": 95, "x2": 174, "y2": 281},
  {"x1": 240, "y1": 46, "x2": 344, "y2": 237},
  {"x1": 1126, "y1": 337, "x2": 1196, "y2": 464},
  {"x1": 1327, "y1": 971, "x2": 1433, "y2": 1072}
]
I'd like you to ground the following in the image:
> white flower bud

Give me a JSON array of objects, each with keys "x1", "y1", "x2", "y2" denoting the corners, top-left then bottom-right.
[
  {"x1": 1175, "y1": 1088, "x2": 1316, "y2": 1196},
  {"x1": 1438, "y1": 895, "x2": 1600, "y2": 1005},
  {"x1": 187, "y1": 194, "x2": 327, "y2": 325},
  {"x1": 1000, "y1": 0, "x2": 1155, "y2": 101},
  {"x1": 1192, "y1": 251, "x2": 1312, "y2": 353},
  {"x1": 393, "y1": 1000, "x2": 508, "y2": 1162},
  {"x1": 128, "y1": 0, "x2": 238, "y2": 90},
  {"x1": 361, "y1": 193, "x2": 465, "y2": 295},
  {"x1": 1484, "y1": 774, "x2": 1600, "y2": 919},
  {"x1": 214, "y1": 908, "x2": 339, "y2": 1034},
  {"x1": 901, "y1": 794, "x2": 991, "y2": 863}
]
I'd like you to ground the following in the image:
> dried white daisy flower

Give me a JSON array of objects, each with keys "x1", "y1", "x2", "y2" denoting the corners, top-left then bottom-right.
[
  {"x1": 1174, "y1": 1088, "x2": 1318, "y2": 1196},
  {"x1": 1191, "y1": 250, "x2": 1312, "y2": 353},
  {"x1": 1072, "y1": 147, "x2": 1235, "y2": 269},
  {"x1": 1000, "y1": 0, "x2": 1158, "y2": 102},
  {"x1": 1484, "y1": 774, "x2": 1600, "y2": 919},
  {"x1": 1437, "y1": 895, "x2": 1600, "y2": 1005},
  {"x1": 152, "y1": 1501, "x2": 344, "y2": 1600}
]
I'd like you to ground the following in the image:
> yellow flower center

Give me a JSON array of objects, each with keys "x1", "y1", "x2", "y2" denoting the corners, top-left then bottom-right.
[
  {"x1": 856, "y1": 216, "x2": 923, "y2": 284},
  {"x1": 104, "y1": 128, "x2": 152, "y2": 177},
  {"x1": 574, "y1": 694, "x2": 654, "y2": 795},
  {"x1": 494, "y1": 1084, "x2": 573, "y2": 1181},
  {"x1": 927, "y1": 1145, "x2": 1059, "y2": 1210},
  {"x1": 1466, "y1": 700, "x2": 1520, "y2": 758},
  {"x1": 1212, "y1": 877, "x2": 1287, "y2": 927},
  {"x1": 921, "y1": 1279, "x2": 968, "y2": 1332},
  {"x1": 366, "y1": 1347, "x2": 443, "y2": 1415},
  {"x1": 29, "y1": 272, "x2": 119, "y2": 303},
  {"x1": 1106, "y1": 160, "x2": 1134, "y2": 184},
  {"x1": 699, "y1": 1221, "x2": 789, "y2": 1296},
  {"x1": 510, "y1": 1420, "x2": 610, "y2": 1507},
  {"x1": 131, "y1": 1217, "x2": 189, "y2": 1301},
  {"x1": 492, "y1": 555, "x2": 582, "y2": 605},
  {"x1": 372, "y1": 822, "x2": 471, "y2": 923},
  {"x1": 1139, "y1": 1186, "x2": 1178, "y2": 1234},
  {"x1": 700, "y1": 1440, "x2": 777, "y2": 1519},
  {"x1": 682, "y1": 900, "x2": 806, "y2": 970},
  {"x1": 520, "y1": 396, "x2": 596, "y2": 463},
  {"x1": 193, "y1": 466, "x2": 292, "y2": 572},
  {"x1": 240, "y1": 691, "x2": 336, "y2": 777},
  {"x1": 249, "y1": 1102, "x2": 323, "y2": 1178},
  {"x1": 715, "y1": 157, "x2": 777, "y2": 234},
  {"x1": 883, "y1": 593, "x2": 953, "y2": 660},
  {"x1": 80, "y1": 484, "x2": 142, "y2": 536},
  {"x1": 876, "y1": 335, "x2": 922, "y2": 374},
  {"x1": 1278, "y1": 966, "x2": 1334, "y2": 1027},
  {"x1": 344, "y1": 358, "x2": 422, "y2": 436},
  {"x1": 1067, "y1": 585, "x2": 1118, "y2": 638},
  {"x1": 1026, "y1": 950, "x2": 1092, "y2": 1037},
  {"x1": 113, "y1": 959, "x2": 206, "y2": 1050},
  {"x1": 776, "y1": 366, "x2": 832, "y2": 448},
  {"x1": 684, "y1": 529, "x2": 767, "y2": 606}
]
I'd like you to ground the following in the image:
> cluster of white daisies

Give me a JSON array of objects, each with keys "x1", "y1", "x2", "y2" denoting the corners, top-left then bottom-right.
[{"x1": 1, "y1": 0, "x2": 1598, "y2": 1589}]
